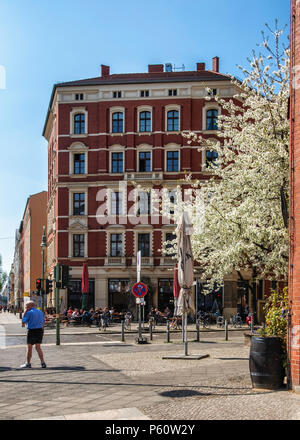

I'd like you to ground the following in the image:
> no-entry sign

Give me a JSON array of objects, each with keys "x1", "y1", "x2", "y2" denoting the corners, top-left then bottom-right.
[{"x1": 132, "y1": 281, "x2": 148, "y2": 298}]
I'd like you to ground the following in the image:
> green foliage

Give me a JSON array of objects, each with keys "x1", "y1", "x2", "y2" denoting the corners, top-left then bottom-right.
[
  {"x1": 257, "y1": 287, "x2": 288, "y2": 367},
  {"x1": 263, "y1": 287, "x2": 289, "y2": 340}
]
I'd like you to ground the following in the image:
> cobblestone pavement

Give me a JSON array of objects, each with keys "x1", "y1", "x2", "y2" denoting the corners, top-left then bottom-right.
[{"x1": 0, "y1": 312, "x2": 300, "y2": 420}]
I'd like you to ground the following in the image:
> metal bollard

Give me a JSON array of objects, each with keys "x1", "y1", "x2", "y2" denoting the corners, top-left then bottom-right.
[
  {"x1": 182, "y1": 314, "x2": 185, "y2": 342},
  {"x1": 121, "y1": 320, "x2": 125, "y2": 342},
  {"x1": 166, "y1": 320, "x2": 170, "y2": 343},
  {"x1": 225, "y1": 319, "x2": 228, "y2": 341},
  {"x1": 149, "y1": 320, "x2": 153, "y2": 341},
  {"x1": 196, "y1": 320, "x2": 200, "y2": 342}
]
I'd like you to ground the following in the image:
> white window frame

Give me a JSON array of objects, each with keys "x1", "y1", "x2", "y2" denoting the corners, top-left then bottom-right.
[
  {"x1": 202, "y1": 103, "x2": 220, "y2": 132},
  {"x1": 107, "y1": 230, "x2": 125, "y2": 257},
  {"x1": 137, "y1": 105, "x2": 153, "y2": 133},
  {"x1": 69, "y1": 188, "x2": 88, "y2": 217},
  {"x1": 134, "y1": 228, "x2": 153, "y2": 257},
  {"x1": 137, "y1": 146, "x2": 152, "y2": 172},
  {"x1": 109, "y1": 145, "x2": 125, "y2": 174},
  {"x1": 164, "y1": 144, "x2": 181, "y2": 173},
  {"x1": 68, "y1": 143, "x2": 89, "y2": 176},
  {"x1": 110, "y1": 106, "x2": 125, "y2": 134},
  {"x1": 69, "y1": 231, "x2": 88, "y2": 259},
  {"x1": 165, "y1": 104, "x2": 181, "y2": 133},
  {"x1": 107, "y1": 187, "x2": 127, "y2": 217},
  {"x1": 70, "y1": 107, "x2": 88, "y2": 136}
]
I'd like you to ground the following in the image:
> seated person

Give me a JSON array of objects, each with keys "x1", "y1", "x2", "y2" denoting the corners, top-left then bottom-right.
[
  {"x1": 71, "y1": 308, "x2": 82, "y2": 324},
  {"x1": 91, "y1": 308, "x2": 101, "y2": 325},
  {"x1": 82, "y1": 309, "x2": 92, "y2": 325},
  {"x1": 163, "y1": 306, "x2": 171, "y2": 319}
]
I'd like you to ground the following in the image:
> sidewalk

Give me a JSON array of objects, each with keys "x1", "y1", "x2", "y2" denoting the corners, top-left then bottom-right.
[{"x1": 0, "y1": 314, "x2": 300, "y2": 420}]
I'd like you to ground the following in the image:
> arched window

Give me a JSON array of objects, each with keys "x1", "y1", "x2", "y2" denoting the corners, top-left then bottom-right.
[
  {"x1": 139, "y1": 111, "x2": 151, "y2": 132},
  {"x1": 167, "y1": 110, "x2": 179, "y2": 131},
  {"x1": 74, "y1": 113, "x2": 85, "y2": 134},
  {"x1": 112, "y1": 112, "x2": 123, "y2": 133},
  {"x1": 206, "y1": 109, "x2": 218, "y2": 130}
]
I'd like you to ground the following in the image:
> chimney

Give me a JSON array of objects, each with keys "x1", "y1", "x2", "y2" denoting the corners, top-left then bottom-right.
[
  {"x1": 101, "y1": 65, "x2": 110, "y2": 77},
  {"x1": 197, "y1": 62, "x2": 206, "y2": 71},
  {"x1": 148, "y1": 64, "x2": 164, "y2": 73},
  {"x1": 212, "y1": 57, "x2": 219, "y2": 73}
]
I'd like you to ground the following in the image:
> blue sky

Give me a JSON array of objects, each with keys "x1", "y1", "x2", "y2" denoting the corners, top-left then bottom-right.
[{"x1": 0, "y1": 0, "x2": 290, "y2": 275}]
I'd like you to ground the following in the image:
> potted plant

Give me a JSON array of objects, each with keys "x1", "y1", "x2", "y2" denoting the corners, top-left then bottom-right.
[{"x1": 249, "y1": 287, "x2": 288, "y2": 390}]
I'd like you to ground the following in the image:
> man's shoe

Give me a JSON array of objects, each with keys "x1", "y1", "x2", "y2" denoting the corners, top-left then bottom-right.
[
  {"x1": 19, "y1": 363, "x2": 31, "y2": 369},
  {"x1": 41, "y1": 362, "x2": 47, "y2": 368}
]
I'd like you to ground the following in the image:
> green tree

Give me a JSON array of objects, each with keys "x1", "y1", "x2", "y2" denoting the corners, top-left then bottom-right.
[{"x1": 0, "y1": 255, "x2": 7, "y2": 292}]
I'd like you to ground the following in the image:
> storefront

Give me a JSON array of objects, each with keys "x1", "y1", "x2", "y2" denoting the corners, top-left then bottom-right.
[
  {"x1": 196, "y1": 282, "x2": 223, "y2": 314},
  {"x1": 158, "y1": 278, "x2": 174, "y2": 313},
  {"x1": 68, "y1": 279, "x2": 95, "y2": 309},
  {"x1": 108, "y1": 278, "x2": 133, "y2": 313}
]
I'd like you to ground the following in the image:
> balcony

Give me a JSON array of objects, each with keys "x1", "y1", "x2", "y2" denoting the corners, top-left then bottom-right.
[
  {"x1": 160, "y1": 257, "x2": 175, "y2": 266},
  {"x1": 124, "y1": 172, "x2": 163, "y2": 181},
  {"x1": 104, "y1": 256, "x2": 126, "y2": 266},
  {"x1": 132, "y1": 256, "x2": 154, "y2": 266}
]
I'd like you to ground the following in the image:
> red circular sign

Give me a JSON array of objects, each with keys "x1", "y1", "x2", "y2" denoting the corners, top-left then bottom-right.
[{"x1": 132, "y1": 282, "x2": 148, "y2": 298}]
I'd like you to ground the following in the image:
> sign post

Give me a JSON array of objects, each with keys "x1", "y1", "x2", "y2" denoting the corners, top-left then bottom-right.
[{"x1": 132, "y1": 281, "x2": 147, "y2": 342}]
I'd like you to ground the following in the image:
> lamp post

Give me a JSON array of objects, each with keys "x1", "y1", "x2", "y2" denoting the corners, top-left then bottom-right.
[{"x1": 40, "y1": 226, "x2": 47, "y2": 313}]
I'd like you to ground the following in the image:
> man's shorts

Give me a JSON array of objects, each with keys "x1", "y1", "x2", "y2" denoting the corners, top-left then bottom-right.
[{"x1": 27, "y1": 328, "x2": 44, "y2": 345}]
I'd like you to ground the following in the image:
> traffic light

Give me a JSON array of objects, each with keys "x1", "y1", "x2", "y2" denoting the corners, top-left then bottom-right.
[
  {"x1": 61, "y1": 265, "x2": 72, "y2": 289},
  {"x1": 46, "y1": 279, "x2": 53, "y2": 294},
  {"x1": 36, "y1": 278, "x2": 42, "y2": 292}
]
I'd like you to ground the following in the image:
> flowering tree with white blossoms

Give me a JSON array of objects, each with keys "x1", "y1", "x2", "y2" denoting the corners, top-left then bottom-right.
[{"x1": 164, "y1": 23, "x2": 290, "y2": 289}]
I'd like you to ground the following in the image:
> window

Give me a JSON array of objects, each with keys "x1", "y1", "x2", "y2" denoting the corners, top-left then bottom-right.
[
  {"x1": 165, "y1": 232, "x2": 176, "y2": 256},
  {"x1": 110, "y1": 233, "x2": 123, "y2": 257},
  {"x1": 206, "y1": 150, "x2": 218, "y2": 167},
  {"x1": 139, "y1": 111, "x2": 151, "y2": 132},
  {"x1": 139, "y1": 151, "x2": 151, "y2": 172},
  {"x1": 167, "y1": 110, "x2": 179, "y2": 131},
  {"x1": 112, "y1": 112, "x2": 123, "y2": 133},
  {"x1": 168, "y1": 89, "x2": 177, "y2": 96},
  {"x1": 74, "y1": 153, "x2": 85, "y2": 174},
  {"x1": 168, "y1": 190, "x2": 177, "y2": 215},
  {"x1": 166, "y1": 151, "x2": 179, "y2": 172},
  {"x1": 74, "y1": 113, "x2": 85, "y2": 134},
  {"x1": 137, "y1": 191, "x2": 150, "y2": 215},
  {"x1": 73, "y1": 234, "x2": 84, "y2": 257},
  {"x1": 207, "y1": 89, "x2": 217, "y2": 96},
  {"x1": 206, "y1": 109, "x2": 218, "y2": 130},
  {"x1": 111, "y1": 152, "x2": 123, "y2": 173},
  {"x1": 73, "y1": 193, "x2": 85, "y2": 216},
  {"x1": 111, "y1": 191, "x2": 123, "y2": 215},
  {"x1": 113, "y1": 91, "x2": 122, "y2": 98},
  {"x1": 75, "y1": 93, "x2": 84, "y2": 100},
  {"x1": 140, "y1": 90, "x2": 149, "y2": 97},
  {"x1": 138, "y1": 233, "x2": 150, "y2": 257}
]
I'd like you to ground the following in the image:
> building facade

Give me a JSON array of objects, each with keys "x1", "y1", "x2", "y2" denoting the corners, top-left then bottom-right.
[
  {"x1": 13, "y1": 222, "x2": 23, "y2": 310},
  {"x1": 289, "y1": 0, "x2": 300, "y2": 391},
  {"x1": 22, "y1": 191, "x2": 48, "y2": 307},
  {"x1": 43, "y1": 60, "x2": 272, "y2": 318}
]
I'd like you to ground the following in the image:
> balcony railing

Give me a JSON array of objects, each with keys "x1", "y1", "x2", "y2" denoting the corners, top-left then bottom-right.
[
  {"x1": 104, "y1": 256, "x2": 126, "y2": 266},
  {"x1": 160, "y1": 257, "x2": 175, "y2": 266},
  {"x1": 124, "y1": 172, "x2": 163, "y2": 181},
  {"x1": 132, "y1": 256, "x2": 154, "y2": 266}
]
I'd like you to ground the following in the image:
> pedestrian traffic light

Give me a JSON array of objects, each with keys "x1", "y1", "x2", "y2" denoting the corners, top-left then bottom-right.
[
  {"x1": 46, "y1": 279, "x2": 53, "y2": 294},
  {"x1": 61, "y1": 265, "x2": 72, "y2": 289},
  {"x1": 36, "y1": 278, "x2": 42, "y2": 292}
]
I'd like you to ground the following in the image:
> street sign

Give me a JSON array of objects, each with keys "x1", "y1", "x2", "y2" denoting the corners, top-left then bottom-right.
[{"x1": 132, "y1": 281, "x2": 148, "y2": 298}]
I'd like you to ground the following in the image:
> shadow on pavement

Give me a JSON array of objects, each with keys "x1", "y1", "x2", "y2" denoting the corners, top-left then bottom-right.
[{"x1": 160, "y1": 389, "x2": 210, "y2": 398}]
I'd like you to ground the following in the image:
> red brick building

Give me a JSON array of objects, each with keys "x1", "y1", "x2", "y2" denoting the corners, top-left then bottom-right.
[
  {"x1": 43, "y1": 59, "x2": 267, "y2": 317},
  {"x1": 289, "y1": 0, "x2": 300, "y2": 391}
]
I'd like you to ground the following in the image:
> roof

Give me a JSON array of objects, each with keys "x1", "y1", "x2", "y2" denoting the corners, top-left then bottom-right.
[{"x1": 43, "y1": 69, "x2": 231, "y2": 137}]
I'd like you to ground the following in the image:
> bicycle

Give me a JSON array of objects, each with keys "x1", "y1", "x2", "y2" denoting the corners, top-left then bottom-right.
[
  {"x1": 230, "y1": 314, "x2": 243, "y2": 328},
  {"x1": 197, "y1": 312, "x2": 211, "y2": 328},
  {"x1": 216, "y1": 315, "x2": 225, "y2": 328}
]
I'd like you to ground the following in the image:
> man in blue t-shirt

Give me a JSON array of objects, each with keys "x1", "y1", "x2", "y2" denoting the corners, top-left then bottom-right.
[{"x1": 19, "y1": 301, "x2": 46, "y2": 369}]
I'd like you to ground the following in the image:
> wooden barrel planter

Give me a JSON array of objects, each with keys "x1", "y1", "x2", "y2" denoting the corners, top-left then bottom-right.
[{"x1": 249, "y1": 336, "x2": 285, "y2": 390}]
